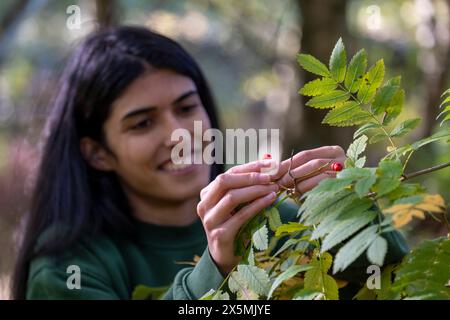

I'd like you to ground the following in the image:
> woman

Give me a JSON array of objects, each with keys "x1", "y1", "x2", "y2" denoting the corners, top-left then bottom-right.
[{"x1": 12, "y1": 26, "x2": 408, "y2": 300}]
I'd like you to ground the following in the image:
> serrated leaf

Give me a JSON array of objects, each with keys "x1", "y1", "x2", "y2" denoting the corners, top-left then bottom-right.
[
  {"x1": 311, "y1": 197, "x2": 374, "y2": 240},
  {"x1": 355, "y1": 156, "x2": 366, "y2": 168},
  {"x1": 354, "y1": 122, "x2": 380, "y2": 139},
  {"x1": 439, "y1": 95, "x2": 450, "y2": 108},
  {"x1": 411, "y1": 130, "x2": 450, "y2": 150},
  {"x1": 268, "y1": 264, "x2": 313, "y2": 299},
  {"x1": 333, "y1": 225, "x2": 378, "y2": 274},
  {"x1": 346, "y1": 134, "x2": 368, "y2": 162},
  {"x1": 297, "y1": 54, "x2": 330, "y2": 77},
  {"x1": 321, "y1": 210, "x2": 377, "y2": 252},
  {"x1": 357, "y1": 60, "x2": 385, "y2": 104},
  {"x1": 275, "y1": 222, "x2": 308, "y2": 237},
  {"x1": 367, "y1": 235, "x2": 388, "y2": 266},
  {"x1": 383, "y1": 194, "x2": 446, "y2": 228},
  {"x1": 383, "y1": 89, "x2": 405, "y2": 125},
  {"x1": 132, "y1": 284, "x2": 169, "y2": 300},
  {"x1": 268, "y1": 207, "x2": 282, "y2": 232},
  {"x1": 391, "y1": 237, "x2": 450, "y2": 299},
  {"x1": 304, "y1": 252, "x2": 339, "y2": 300},
  {"x1": 345, "y1": 49, "x2": 367, "y2": 93},
  {"x1": 390, "y1": 118, "x2": 421, "y2": 138},
  {"x1": 440, "y1": 88, "x2": 450, "y2": 98},
  {"x1": 293, "y1": 289, "x2": 322, "y2": 300},
  {"x1": 369, "y1": 133, "x2": 386, "y2": 144},
  {"x1": 329, "y1": 38, "x2": 347, "y2": 82},
  {"x1": 272, "y1": 238, "x2": 301, "y2": 257},
  {"x1": 313, "y1": 177, "x2": 353, "y2": 193},
  {"x1": 306, "y1": 90, "x2": 350, "y2": 109},
  {"x1": 237, "y1": 264, "x2": 271, "y2": 296},
  {"x1": 322, "y1": 101, "x2": 371, "y2": 127},
  {"x1": 374, "y1": 159, "x2": 403, "y2": 197},
  {"x1": 299, "y1": 77, "x2": 338, "y2": 96},
  {"x1": 228, "y1": 270, "x2": 248, "y2": 293},
  {"x1": 252, "y1": 224, "x2": 269, "y2": 251},
  {"x1": 236, "y1": 287, "x2": 259, "y2": 300},
  {"x1": 371, "y1": 82, "x2": 400, "y2": 115}
]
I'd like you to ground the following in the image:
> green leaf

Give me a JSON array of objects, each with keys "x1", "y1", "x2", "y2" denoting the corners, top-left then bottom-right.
[
  {"x1": 391, "y1": 237, "x2": 450, "y2": 300},
  {"x1": 267, "y1": 207, "x2": 282, "y2": 232},
  {"x1": 321, "y1": 210, "x2": 377, "y2": 252},
  {"x1": 333, "y1": 225, "x2": 378, "y2": 274},
  {"x1": 322, "y1": 101, "x2": 372, "y2": 127},
  {"x1": 252, "y1": 224, "x2": 269, "y2": 251},
  {"x1": 345, "y1": 49, "x2": 367, "y2": 93},
  {"x1": 354, "y1": 122, "x2": 380, "y2": 139},
  {"x1": 313, "y1": 177, "x2": 353, "y2": 193},
  {"x1": 293, "y1": 289, "x2": 322, "y2": 300},
  {"x1": 272, "y1": 238, "x2": 301, "y2": 257},
  {"x1": 306, "y1": 90, "x2": 350, "y2": 109},
  {"x1": 304, "y1": 252, "x2": 339, "y2": 300},
  {"x1": 371, "y1": 81, "x2": 400, "y2": 115},
  {"x1": 311, "y1": 197, "x2": 374, "y2": 240},
  {"x1": 300, "y1": 189, "x2": 357, "y2": 225},
  {"x1": 355, "y1": 156, "x2": 366, "y2": 168},
  {"x1": 374, "y1": 159, "x2": 403, "y2": 196},
  {"x1": 268, "y1": 264, "x2": 313, "y2": 299},
  {"x1": 369, "y1": 133, "x2": 386, "y2": 144},
  {"x1": 383, "y1": 89, "x2": 405, "y2": 125},
  {"x1": 367, "y1": 235, "x2": 388, "y2": 266},
  {"x1": 228, "y1": 270, "x2": 248, "y2": 294},
  {"x1": 411, "y1": 129, "x2": 450, "y2": 150},
  {"x1": 329, "y1": 38, "x2": 347, "y2": 82},
  {"x1": 275, "y1": 222, "x2": 308, "y2": 237},
  {"x1": 237, "y1": 264, "x2": 271, "y2": 296},
  {"x1": 390, "y1": 118, "x2": 421, "y2": 138},
  {"x1": 439, "y1": 95, "x2": 450, "y2": 108},
  {"x1": 132, "y1": 284, "x2": 169, "y2": 300},
  {"x1": 440, "y1": 88, "x2": 450, "y2": 98},
  {"x1": 299, "y1": 77, "x2": 338, "y2": 96},
  {"x1": 357, "y1": 60, "x2": 385, "y2": 104},
  {"x1": 346, "y1": 134, "x2": 368, "y2": 162},
  {"x1": 297, "y1": 54, "x2": 330, "y2": 77}
]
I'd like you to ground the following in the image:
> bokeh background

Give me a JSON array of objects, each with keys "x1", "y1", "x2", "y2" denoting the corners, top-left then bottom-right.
[{"x1": 0, "y1": 0, "x2": 449, "y2": 299}]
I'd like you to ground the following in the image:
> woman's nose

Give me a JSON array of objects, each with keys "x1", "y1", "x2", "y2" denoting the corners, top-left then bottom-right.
[{"x1": 162, "y1": 114, "x2": 184, "y2": 148}]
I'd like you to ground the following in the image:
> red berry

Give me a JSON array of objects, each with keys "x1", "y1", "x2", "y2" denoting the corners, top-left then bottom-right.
[
  {"x1": 262, "y1": 153, "x2": 272, "y2": 159},
  {"x1": 331, "y1": 162, "x2": 343, "y2": 172}
]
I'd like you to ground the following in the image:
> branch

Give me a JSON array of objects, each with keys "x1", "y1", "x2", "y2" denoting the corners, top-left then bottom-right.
[{"x1": 401, "y1": 161, "x2": 450, "y2": 181}]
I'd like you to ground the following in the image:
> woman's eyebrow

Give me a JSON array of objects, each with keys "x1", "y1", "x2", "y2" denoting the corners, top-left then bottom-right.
[
  {"x1": 121, "y1": 90, "x2": 198, "y2": 122},
  {"x1": 121, "y1": 106, "x2": 157, "y2": 122},
  {"x1": 172, "y1": 90, "x2": 198, "y2": 105}
]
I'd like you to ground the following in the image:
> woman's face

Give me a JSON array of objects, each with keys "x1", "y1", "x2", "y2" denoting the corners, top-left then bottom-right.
[{"x1": 99, "y1": 68, "x2": 212, "y2": 203}]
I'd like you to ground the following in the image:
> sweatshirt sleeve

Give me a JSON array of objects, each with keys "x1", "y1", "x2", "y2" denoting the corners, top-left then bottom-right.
[{"x1": 162, "y1": 247, "x2": 225, "y2": 300}]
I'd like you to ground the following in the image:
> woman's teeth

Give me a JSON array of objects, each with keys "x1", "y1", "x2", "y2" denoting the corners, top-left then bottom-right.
[{"x1": 161, "y1": 162, "x2": 192, "y2": 171}]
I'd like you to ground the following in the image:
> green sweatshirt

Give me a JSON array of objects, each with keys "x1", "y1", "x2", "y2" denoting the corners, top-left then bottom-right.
[{"x1": 26, "y1": 200, "x2": 409, "y2": 300}]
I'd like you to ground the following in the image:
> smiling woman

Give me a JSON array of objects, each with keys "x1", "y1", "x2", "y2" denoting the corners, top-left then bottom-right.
[{"x1": 11, "y1": 26, "x2": 408, "y2": 300}]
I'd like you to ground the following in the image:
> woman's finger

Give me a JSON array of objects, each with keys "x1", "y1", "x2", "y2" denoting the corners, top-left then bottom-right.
[
  {"x1": 270, "y1": 146, "x2": 345, "y2": 181},
  {"x1": 277, "y1": 158, "x2": 336, "y2": 187},
  {"x1": 219, "y1": 191, "x2": 278, "y2": 238},
  {"x1": 203, "y1": 183, "x2": 279, "y2": 228},
  {"x1": 200, "y1": 171, "x2": 273, "y2": 207}
]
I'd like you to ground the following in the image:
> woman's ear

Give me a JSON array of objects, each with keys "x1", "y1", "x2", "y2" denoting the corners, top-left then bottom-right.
[{"x1": 80, "y1": 137, "x2": 115, "y2": 171}]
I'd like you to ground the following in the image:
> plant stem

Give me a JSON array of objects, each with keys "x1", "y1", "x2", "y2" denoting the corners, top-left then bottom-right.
[
  {"x1": 401, "y1": 161, "x2": 450, "y2": 181},
  {"x1": 337, "y1": 83, "x2": 397, "y2": 150}
]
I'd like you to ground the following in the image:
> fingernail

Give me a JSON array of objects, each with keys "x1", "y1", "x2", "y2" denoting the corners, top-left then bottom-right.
[{"x1": 266, "y1": 191, "x2": 276, "y2": 199}]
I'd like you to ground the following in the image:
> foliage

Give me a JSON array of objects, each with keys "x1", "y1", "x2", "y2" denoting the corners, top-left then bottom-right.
[{"x1": 211, "y1": 38, "x2": 450, "y2": 300}]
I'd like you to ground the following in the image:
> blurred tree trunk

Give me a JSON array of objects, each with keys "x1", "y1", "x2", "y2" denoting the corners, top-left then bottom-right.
[
  {"x1": 0, "y1": 0, "x2": 47, "y2": 64},
  {"x1": 421, "y1": 1, "x2": 450, "y2": 137},
  {"x1": 282, "y1": 0, "x2": 353, "y2": 157},
  {"x1": 95, "y1": 0, "x2": 121, "y2": 29}
]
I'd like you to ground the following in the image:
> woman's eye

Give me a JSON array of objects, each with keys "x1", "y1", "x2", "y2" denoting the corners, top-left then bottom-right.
[
  {"x1": 179, "y1": 104, "x2": 198, "y2": 114},
  {"x1": 131, "y1": 119, "x2": 153, "y2": 130}
]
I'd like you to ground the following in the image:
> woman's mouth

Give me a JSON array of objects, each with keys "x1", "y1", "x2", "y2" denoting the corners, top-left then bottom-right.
[{"x1": 158, "y1": 160, "x2": 197, "y2": 175}]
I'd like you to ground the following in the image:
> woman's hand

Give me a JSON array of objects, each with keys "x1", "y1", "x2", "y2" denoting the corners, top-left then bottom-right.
[
  {"x1": 271, "y1": 145, "x2": 346, "y2": 195},
  {"x1": 197, "y1": 160, "x2": 280, "y2": 276}
]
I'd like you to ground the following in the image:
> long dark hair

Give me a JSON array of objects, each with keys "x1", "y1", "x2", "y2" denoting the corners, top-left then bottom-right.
[{"x1": 12, "y1": 26, "x2": 224, "y2": 299}]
